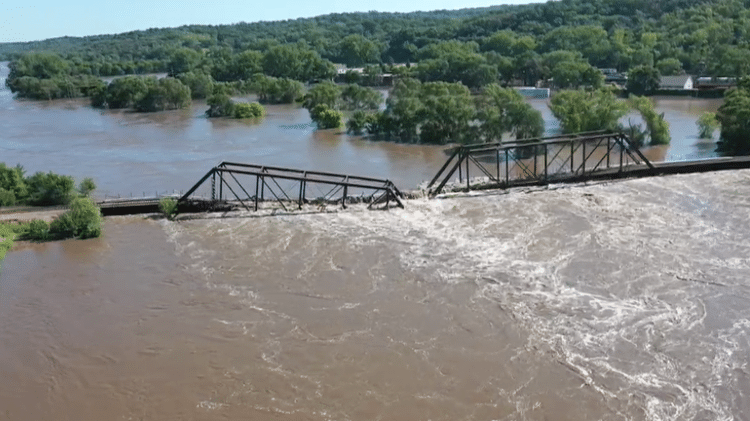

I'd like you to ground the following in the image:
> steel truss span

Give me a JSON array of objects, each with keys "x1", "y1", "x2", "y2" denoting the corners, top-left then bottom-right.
[
  {"x1": 427, "y1": 131, "x2": 654, "y2": 196},
  {"x1": 179, "y1": 162, "x2": 404, "y2": 211}
]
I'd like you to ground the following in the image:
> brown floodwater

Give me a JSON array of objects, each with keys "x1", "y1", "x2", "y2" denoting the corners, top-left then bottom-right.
[{"x1": 1, "y1": 62, "x2": 748, "y2": 420}]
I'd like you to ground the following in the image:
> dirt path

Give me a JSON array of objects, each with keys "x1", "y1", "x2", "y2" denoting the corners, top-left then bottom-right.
[{"x1": 0, "y1": 206, "x2": 67, "y2": 223}]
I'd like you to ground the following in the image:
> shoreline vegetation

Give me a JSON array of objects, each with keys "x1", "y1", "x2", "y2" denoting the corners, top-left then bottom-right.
[
  {"x1": 2, "y1": 0, "x2": 750, "y2": 151},
  {"x1": 0, "y1": 164, "x2": 103, "y2": 268}
]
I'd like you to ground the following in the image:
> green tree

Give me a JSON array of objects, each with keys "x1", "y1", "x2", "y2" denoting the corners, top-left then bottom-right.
[
  {"x1": 629, "y1": 95, "x2": 670, "y2": 145},
  {"x1": 626, "y1": 65, "x2": 661, "y2": 96},
  {"x1": 337, "y1": 34, "x2": 382, "y2": 67},
  {"x1": 655, "y1": 58, "x2": 683, "y2": 76},
  {"x1": 339, "y1": 84, "x2": 383, "y2": 110},
  {"x1": 696, "y1": 112, "x2": 719, "y2": 139},
  {"x1": 417, "y1": 82, "x2": 476, "y2": 144},
  {"x1": 549, "y1": 88, "x2": 629, "y2": 134},
  {"x1": 206, "y1": 93, "x2": 235, "y2": 117},
  {"x1": 302, "y1": 81, "x2": 341, "y2": 110},
  {"x1": 0, "y1": 189, "x2": 15, "y2": 207},
  {"x1": 262, "y1": 44, "x2": 335, "y2": 81},
  {"x1": 25, "y1": 171, "x2": 76, "y2": 206},
  {"x1": 102, "y1": 75, "x2": 154, "y2": 109},
  {"x1": 414, "y1": 40, "x2": 498, "y2": 88},
  {"x1": 26, "y1": 220, "x2": 51, "y2": 241},
  {"x1": 716, "y1": 78, "x2": 750, "y2": 155},
  {"x1": 135, "y1": 78, "x2": 191, "y2": 112},
  {"x1": 0, "y1": 163, "x2": 27, "y2": 202},
  {"x1": 549, "y1": 60, "x2": 603, "y2": 89},
  {"x1": 310, "y1": 104, "x2": 343, "y2": 129},
  {"x1": 228, "y1": 50, "x2": 264, "y2": 80},
  {"x1": 78, "y1": 177, "x2": 96, "y2": 197},
  {"x1": 167, "y1": 48, "x2": 202, "y2": 76},
  {"x1": 7, "y1": 52, "x2": 69, "y2": 81},
  {"x1": 346, "y1": 110, "x2": 376, "y2": 134},
  {"x1": 232, "y1": 102, "x2": 265, "y2": 118},
  {"x1": 478, "y1": 84, "x2": 544, "y2": 142},
  {"x1": 250, "y1": 75, "x2": 304, "y2": 104},
  {"x1": 177, "y1": 71, "x2": 215, "y2": 99},
  {"x1": 50, "y1": 197, "x2": 102, "y2": 239}
]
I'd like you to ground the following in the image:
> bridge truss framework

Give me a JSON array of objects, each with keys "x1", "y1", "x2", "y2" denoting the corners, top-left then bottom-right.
[{"x1": 427, "y1": 131, "x2": 654, "y2": 196}]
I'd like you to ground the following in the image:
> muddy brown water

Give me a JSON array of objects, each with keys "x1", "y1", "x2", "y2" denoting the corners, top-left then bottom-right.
[{"x1": 1, "y1": 62, "x2": 748, "y2": 420}]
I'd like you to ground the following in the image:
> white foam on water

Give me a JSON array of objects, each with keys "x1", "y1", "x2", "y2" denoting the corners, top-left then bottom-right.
[{"x1": 162, "y1": 171, "x2": 750, "y2": 419}]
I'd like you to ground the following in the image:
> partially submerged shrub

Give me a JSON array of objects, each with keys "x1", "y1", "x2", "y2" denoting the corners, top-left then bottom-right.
[
  {"x1": 50, "y1": 197, "x2": 102, "y2": 239},
  {"x1": 26, "y1": 219, "x2": 50, "y2": 241},
  {"x1": 159, "y1": 197, "x2": 178, "y2": 220},
  {"x1": 232, "y1": 102, "x2": 265, "y2": 118}
]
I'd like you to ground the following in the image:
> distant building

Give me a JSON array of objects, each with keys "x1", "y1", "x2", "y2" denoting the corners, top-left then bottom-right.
[
  {"x1": 695, "y1": 77, "x2": 737, "y2": 90},
  {"x1": 659, "y1": 75, "x2": 694, "y2": 90},
  {"x1": 599, "y1": 68, "x2": 627, "y2": 85},
  {"x1": 514, "y1": 87, "x2": 550, "y2": 99}
]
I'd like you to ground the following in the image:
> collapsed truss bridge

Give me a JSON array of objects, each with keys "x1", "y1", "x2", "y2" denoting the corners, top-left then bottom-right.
[{"x1": 178, "y1": 162, "x2": 404, "y2": 211}]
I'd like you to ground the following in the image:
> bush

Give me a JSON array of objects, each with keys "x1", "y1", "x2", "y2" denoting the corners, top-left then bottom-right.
[
  {"x1": 310, "y1": 104, "x2": 343, "y2": 129},
  {"x1": 50, "y1": 197, "x2": 102, "y2": 239},
  {"x1": 26, "y1": 220, "x2": 50, "y2": 241},
  {"x1": 232, "y1": 102, "x2": 265, "y2": 118},
  {"x1": 25, "y1": 171, "x2": 76, "y2": 206},
  {"x1": 0, "y1": 163, "x2": 28, "y2": 201},
  {"x1": 206, "y1": 93, "x2": 234, "y2": 117},
  {"x1": 347, "y1": 111, "x2": 374, "y2": 134},
  {"x1": 629, "y1": 95, "x2": 670, "y2": 145},
  {"x1": 78, "y1": 177, "x2": 96, "y2": 196},
  {"x1": 159, "y1": 197, "x2": 178, "y2": 220},
  {"x1": 0, "y1": 188, "x2": 15, "y2": 206},
  {"x1": 697, "y1": 112, "x2": 719, "y2": 139},
  {"x1": 135, "y1": 77, "x2": 192, "y2": 112}
]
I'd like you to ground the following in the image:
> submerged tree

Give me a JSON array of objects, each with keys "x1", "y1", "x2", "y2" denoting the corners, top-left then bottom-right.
[
  {"x1": 135, "y1": 78, "x2": 192, "y2": 112},
  {"x1": 696, "y1": 112, "x2": 719, "y2": 139},
  {"x1": 716, "y1": 77, "x2": 750, "y2": 155},
  {"x1": 477, "y1": 84, "x2": 544, "y2": 142},
  {"x1": 629, "y1": 95, "x2": 670, "y2": 146},
  {"x1": 549, "y1": 88, "x2": 628, "y2": 134}
]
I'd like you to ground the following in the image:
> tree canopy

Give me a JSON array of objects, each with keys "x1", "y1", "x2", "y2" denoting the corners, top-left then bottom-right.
[
  {"x1": 716, "y1": 77, "x2": 750, "y2": 155},
  {"x1": 549, "y1": 88, "x2": 629, "y2": 133},
  {"x1": 5, "y1": 0, "x2": 750, "y2": 98}
]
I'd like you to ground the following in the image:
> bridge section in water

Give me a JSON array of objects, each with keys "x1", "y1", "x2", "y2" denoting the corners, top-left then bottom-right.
[
  {"x1": 177, "y1": 161, "x2": 404, "y2": 211},
  {"x1": 427, "y1": 131, "x2": 657, "y2": 195},
  {"x1": 96, "y1": 132, "x2": 750, "y2": 215}
]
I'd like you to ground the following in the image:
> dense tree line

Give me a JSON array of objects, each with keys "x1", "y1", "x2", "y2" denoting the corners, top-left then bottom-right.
[{"x1": 5, "y1": 0, "x2": 750, "y2": 89}]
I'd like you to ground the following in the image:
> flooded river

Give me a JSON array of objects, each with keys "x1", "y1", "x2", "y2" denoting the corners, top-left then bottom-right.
[{"x1": 1, "y1": 62, "x2": 749, "y2": 420}]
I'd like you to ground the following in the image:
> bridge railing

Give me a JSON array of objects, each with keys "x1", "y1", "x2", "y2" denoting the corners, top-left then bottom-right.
[
  {"x1": 427, "y1": 131, "x2": 654, "y2": 196},
  {"x1": 179, "y1": 162, "x2": 404, "y2": 211}
]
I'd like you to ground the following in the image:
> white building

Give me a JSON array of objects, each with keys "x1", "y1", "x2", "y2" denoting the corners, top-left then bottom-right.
[{"x1": 659, "y1": 75, "x2": 694, "y2": 90}]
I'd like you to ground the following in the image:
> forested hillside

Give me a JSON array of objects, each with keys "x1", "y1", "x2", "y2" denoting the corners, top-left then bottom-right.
[{"x1": 2, "y1": 0, "x2": 748, "y2": 77}]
